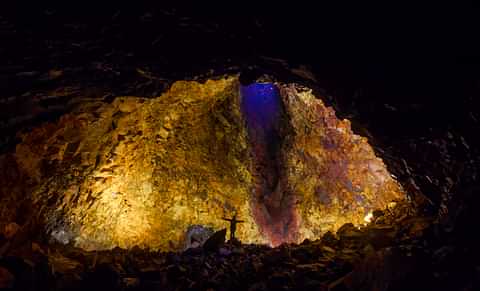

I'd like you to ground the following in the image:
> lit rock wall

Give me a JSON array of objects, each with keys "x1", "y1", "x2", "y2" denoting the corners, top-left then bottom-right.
[
  {"x1": 240, "y1": 83, "x2": 300, "y2": 246},
  {"x1": 12, "y1": 77, "x2": 265, "y2": 250},
  {"x1": 0, "y1": 77, "x2": 405, "y2": 250},
  {"x1": 279, "y1": 84, "x2": 405, "y2": 239}
]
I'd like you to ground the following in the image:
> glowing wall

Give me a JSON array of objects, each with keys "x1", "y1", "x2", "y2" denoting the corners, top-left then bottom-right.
[
  {"x1": 2, "y1": 77, "x2": 405, "y2": 250},
  {"x1": 240, "y1": 83, "x2": 299, "y2": 245}
]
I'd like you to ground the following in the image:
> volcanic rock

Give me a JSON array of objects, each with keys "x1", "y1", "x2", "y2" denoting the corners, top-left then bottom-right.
[
  {"x1": 0, "y1": 77, "x2": 405, "y2": 251},
  {"x1": 0, "y1": 266, "x2": 14, "y2": 289},
  {"x1": 203, "y1": 228, "x2": 227, "y2": 252},
  {"x1": 3, "y1": 223, "x2": 20, "y2": 240}
]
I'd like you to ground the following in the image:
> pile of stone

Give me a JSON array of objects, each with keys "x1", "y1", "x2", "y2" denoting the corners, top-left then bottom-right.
[{"x1": 0, "y1": 198, "x2": 478, "y2": 291}]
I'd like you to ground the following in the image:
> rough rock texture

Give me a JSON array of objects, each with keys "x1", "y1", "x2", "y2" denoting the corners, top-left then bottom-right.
[
  {"x1": 280, "y1": 84, "x2": 405, "y2": 239},
  {"x1": 240, "y1": 83, "x2": 299, "y2": 246},
  {"x1": 0, "y1": 77, "x2": 404, "y2": 251},
  {"x1": 1, "y1": 200, "x2": 455, "y2": 291},
  {"x1": 12, "y1": 77, "x2": 262, "y2": 251}
]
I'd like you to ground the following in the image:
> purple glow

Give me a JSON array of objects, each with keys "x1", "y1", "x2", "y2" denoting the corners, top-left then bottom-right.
[{"x1": 240, "y1": 83, "x2": 299, "y2": 245}]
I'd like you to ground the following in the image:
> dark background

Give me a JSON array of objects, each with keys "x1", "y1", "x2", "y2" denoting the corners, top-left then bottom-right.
[{"x1": 1, "y1": 2, "x2": 479, "y2": 132}]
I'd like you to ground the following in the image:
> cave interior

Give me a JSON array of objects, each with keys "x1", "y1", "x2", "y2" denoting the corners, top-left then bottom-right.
[{"x1": 0, "y1": 3, "x2": 479, "y2": 291}]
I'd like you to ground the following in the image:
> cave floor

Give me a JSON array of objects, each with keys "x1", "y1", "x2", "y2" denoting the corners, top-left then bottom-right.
[{"x1": 1, "y1": 200, "x2": 475, "y2": 291}]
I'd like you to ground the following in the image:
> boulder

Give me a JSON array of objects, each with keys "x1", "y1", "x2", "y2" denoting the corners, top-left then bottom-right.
[
  {"x1": 366, "y1": 225, "x2": 396, "y2": 249},
  {"x1": 203, "y1": 229, "x2": 227, "y2": 252},
  {"x1": 337, "y1": 223, "x2": 364, "y2": 241},
  {"x1": 3, "y1": 223, "x2": 20, "y2": 240},
  {"x1": 184, "y1": 225, "x2": 215, "y2": 250}
]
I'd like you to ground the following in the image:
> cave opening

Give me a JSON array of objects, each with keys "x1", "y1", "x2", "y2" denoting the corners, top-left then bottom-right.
[
  {"x1": 0, "y1": 5, "x2": 479, "y2": 290},
  {"x1": 0, "y1": 76, "x2": 407, "y2": 251},
  {"x1": 0, "y1": 72, "x2": 427, "y2": 290},
  {"x1": 0, "y1": 74, "x2": 474, "y2": 290}
]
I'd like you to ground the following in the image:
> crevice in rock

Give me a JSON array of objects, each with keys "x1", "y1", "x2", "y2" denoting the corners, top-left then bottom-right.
[{"x1": 240, "y1": 82, "x2": 299, "y2": 246}]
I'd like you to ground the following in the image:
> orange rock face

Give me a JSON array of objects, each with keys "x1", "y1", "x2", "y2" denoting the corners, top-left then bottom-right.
[
  {"x1": 280, "y1": 84, "x2": 405, "y2": 240},
  {"x1": 0, "y1": 77, "x2": 405, "y2": 250}
]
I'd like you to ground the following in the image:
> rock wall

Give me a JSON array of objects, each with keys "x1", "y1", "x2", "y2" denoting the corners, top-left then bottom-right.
[
  {"x1": 240, "y1": 83, "x2": 299, "y2": 246},
  {"x1": 279, "y1": 84, "x2": 405, "y2": 239},
  {"x1": 8, "y1": 77, "x2": 264, "y2": 250},
  {"x1": 0, "y1": 76, "x2": 405, "y2": 250}
]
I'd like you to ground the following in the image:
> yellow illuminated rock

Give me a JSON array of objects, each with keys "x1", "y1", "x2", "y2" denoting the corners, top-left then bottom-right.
[{"x1": 1, "y1": 76, "x2": 405, "y2": 251}]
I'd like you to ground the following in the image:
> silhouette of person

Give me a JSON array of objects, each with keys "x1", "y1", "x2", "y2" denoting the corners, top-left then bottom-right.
[{"x1": 222, "y1": 213, "x2": 244, "y2": 241}]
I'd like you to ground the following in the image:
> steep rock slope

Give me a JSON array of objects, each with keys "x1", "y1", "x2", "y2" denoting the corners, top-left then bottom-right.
[{"x1": 0, "y1": 77, "x2": 404, "y2": 250}]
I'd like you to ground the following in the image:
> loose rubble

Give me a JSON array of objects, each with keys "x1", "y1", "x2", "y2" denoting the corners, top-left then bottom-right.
[{"x1": 0, "y1": 198, "x2": 478, "y2": 291}]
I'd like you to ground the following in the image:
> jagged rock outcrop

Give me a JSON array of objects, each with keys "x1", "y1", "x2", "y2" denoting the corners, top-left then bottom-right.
[
  {"x1": 0, "y1": 76, "x2": 404, "y2": 251},
  {"x1": 280, "y1": 84, "x2": 405, "y2": 239}
]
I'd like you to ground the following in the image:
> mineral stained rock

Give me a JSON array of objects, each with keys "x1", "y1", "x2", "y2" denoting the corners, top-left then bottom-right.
[
  {"x1": 0, "y1": 76, "x2": 404, "y2": 250},
  {"x1": 280, "y1": 84, "x2": 405, "y2": 241},
  {"x1": 240, "y1": 83, "x2": 299, "y2": 246}
]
